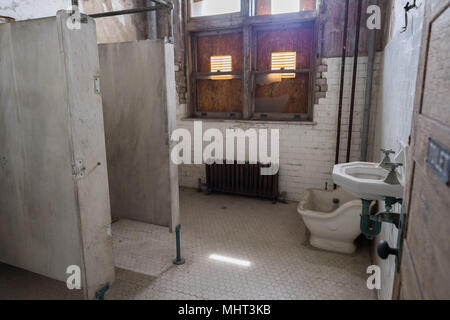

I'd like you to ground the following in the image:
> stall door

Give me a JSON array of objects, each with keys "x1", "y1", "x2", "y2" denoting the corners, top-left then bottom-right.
[
  {"x1": 0, "y1": 12, "x2": 114, "y2": 300},
  {"x1": 99, "y1": 40, "x2": 180, "y2": 232}
]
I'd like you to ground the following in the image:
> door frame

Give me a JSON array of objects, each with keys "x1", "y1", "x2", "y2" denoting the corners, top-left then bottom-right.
[{"x1": 392, "y1": 0, "x2": 450, "y2": 299}]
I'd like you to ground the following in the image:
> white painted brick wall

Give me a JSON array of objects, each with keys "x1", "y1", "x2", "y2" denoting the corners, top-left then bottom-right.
[{"x1": 175, "y1": 56, "x2": 380, "y2": 201}]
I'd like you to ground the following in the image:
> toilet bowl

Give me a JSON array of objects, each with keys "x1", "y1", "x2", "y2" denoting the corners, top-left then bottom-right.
[{"x1": 298, "y1": 188, "x2": 372, "y2": 254}]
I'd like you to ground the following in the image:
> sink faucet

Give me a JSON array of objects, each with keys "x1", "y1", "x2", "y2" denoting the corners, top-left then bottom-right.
[
  {"x1": 378, "y1": 149, "x2": 395, "y2": 169},
  {"x1": 384, "y1": 162, "x2": 403, "y2": 185}
]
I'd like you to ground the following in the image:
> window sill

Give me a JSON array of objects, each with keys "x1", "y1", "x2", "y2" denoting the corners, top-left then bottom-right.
[{"x1": 179, "y1": 117, "x2": 316, "y2": 126}]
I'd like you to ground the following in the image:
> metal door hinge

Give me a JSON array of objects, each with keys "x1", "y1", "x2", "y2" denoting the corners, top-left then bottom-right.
[
  {"x1": 72, "y1": 159, "x2": 87, "y2": 179},
  {"x1": 94, "y1": 76, "x2": 101, "y2": 94}
]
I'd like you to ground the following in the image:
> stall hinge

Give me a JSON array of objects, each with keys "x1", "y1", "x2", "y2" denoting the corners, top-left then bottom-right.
[
  {"x1": 94, "y1": 76, "x2": 101, "y2": 94},
  {"x1": 72, "y1": 159, "x2": 87, "y2": 180}
]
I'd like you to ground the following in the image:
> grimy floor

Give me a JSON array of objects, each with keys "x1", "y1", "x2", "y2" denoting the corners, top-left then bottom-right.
[{"x1": 0, "y1": 188, "x2": 376, "y2": 300}]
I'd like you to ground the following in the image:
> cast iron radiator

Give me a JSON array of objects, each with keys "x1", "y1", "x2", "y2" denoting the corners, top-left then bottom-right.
[{"x1": 205, "y1": 162, "x2": 279, "y2": 202}]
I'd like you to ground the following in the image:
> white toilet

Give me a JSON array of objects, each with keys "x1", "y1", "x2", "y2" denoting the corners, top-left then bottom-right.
[{"x1": 298, "y1": 188, "x2": 373, "y2": 254}]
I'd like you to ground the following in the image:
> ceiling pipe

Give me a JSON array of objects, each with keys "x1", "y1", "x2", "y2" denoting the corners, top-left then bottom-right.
[
  {"x1": 361, "y1": 0, "x2": 379, "y2": 161},
  {"x1": 167, "y1": 3, "x2": 174, "y2": 44},
  {"x1": 88, "y1": 1, "x2": 174, "y2": 44},
  {"x1": 150, "y1": 0, "x2": 172, "y2": 8},
  {"x1": 346, "y1": 0, "x2": 363, "y2": 163},
  {"x1": 89, "y1": 5, "x2": 166, "y2": 18}
]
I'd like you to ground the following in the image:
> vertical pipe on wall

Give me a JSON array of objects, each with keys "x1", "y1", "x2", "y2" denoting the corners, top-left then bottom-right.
[
  {"x1": 361, "y1": 0, "x2": 379, "y2": 161},
  {"x1": 334, "y1": 0, "x2": 350, "y2": 168},
  {"x1": 71, "y1": 0, "x2": 79, "y2": 15},
  {"x1": 346, "y1": 0, "x2": 363, "y2": 163},
  {"x1": 168, "y1": 5, "x2": 174, "y2": 43},
  {"x1": 147, "y1": 0, "x2": 158, "y2": 39}
]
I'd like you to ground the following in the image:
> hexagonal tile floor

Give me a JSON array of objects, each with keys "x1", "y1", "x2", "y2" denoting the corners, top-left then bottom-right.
[
  {"x1": 106, "y1": 188, "x2": 377, "y2": 300},
  {"x1": 0, "y1": 188, "x2": 377, "y2": 300}
]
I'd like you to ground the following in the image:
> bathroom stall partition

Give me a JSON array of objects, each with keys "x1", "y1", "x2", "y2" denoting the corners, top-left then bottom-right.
[
  {"x1": 0, "y1": 12, "x2": 115, "y2": 299},
  {"x1": 99, "y1": 40, "x2": 180, "y2": 231}
]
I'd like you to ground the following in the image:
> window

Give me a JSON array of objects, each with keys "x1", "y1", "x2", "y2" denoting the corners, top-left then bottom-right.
[
  {"x1": 271, "y1": 0, "x2": 300, "y2": 15},
  {"x1": 187, "y1": 1, "x2": 317, "y2": 121},
  {"x1": 253, "y1": 23, "x2": 314, "y2": 118},
  {"x1": 190, "y1": 0, "x2": 241, "y2": 18},
  {"x1": 211, "y1": 55, "x2": 233, "y2": 79},
  {"x1": 271, "y1": 52, "x2": 297, "y2": 78},
  {"x1": 192, "y1": 32, "x2": 243, "y2": 117},
  {"x1": 255, "y1": 0, "x2": 316, "y2": 16}
]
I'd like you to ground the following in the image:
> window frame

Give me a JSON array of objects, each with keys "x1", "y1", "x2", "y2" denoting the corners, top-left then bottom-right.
[
  {"x1": 187, "y1": 0, "x2": 243, "y2": 22},
  {"x1": 251, "y1": 21, "x2": 317, "y2": 121},
  {"x1": 186, "y1": 0, "x2": 318, "y2": 121},
  {"x1": 191, "y1": 28, "x2": 245, "y2": 119}
]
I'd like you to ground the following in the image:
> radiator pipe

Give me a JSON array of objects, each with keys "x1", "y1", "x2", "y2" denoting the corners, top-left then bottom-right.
[
  {"x1": 361, "y1": 0, "x2": 379, "y2": 161},
  {"x1": 334, "y1": 0, "x2": 350, "y2": 189},
  {"x1": 346, "y1": 0, "x2": 363, "y2": 163}
]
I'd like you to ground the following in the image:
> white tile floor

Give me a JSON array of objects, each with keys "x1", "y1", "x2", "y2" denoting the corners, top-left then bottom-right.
[
  {"x1": 0, "y1": 263, "x2": 83, "y2": 300},
  {"x1": 106, "y1": 188, "x2": 377, "y2": 300},
  {"x1": 0, "y1": 188, "x2": 377, "y2": 300}
]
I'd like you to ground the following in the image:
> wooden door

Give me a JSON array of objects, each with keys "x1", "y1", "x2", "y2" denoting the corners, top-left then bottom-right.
[{"x1": 398, "y1": 0, "x2": 450, "y2": 300}]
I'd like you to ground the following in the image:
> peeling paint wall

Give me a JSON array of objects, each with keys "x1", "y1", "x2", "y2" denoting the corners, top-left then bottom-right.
[
  {"x1": 82, "y1": 0, "x2": 149, "y2": 43},
  {"x1": 318, "y1": 0, "x2": 383, "y2": 57},
  {"x1": 0, "y1": 0, "x2": 149, "y2": 44},
  {"x1": 0, "y1": 0, "x2": 76, "y2": 20}
]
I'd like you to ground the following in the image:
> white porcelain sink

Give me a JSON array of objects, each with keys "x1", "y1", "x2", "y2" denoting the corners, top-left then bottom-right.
[{"x1": 333, "y1": 162, "x2": 404, "y2": 200}]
